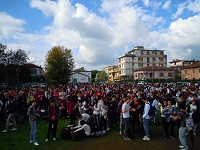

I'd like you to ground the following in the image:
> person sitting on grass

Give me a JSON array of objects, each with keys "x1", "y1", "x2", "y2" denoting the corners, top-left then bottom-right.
[{"x1": 72, "y1": 120, "x2": 92, "y2": 137}]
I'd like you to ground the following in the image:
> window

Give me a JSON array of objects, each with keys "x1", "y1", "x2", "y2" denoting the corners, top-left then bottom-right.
[
  {"x1": 160, "y1": 73, "x2": 164, "y2": 77},
  {"x1": 153, "y1": 58, "x2": 156, "y2": 61},
  {"x1": 135, "y1": 73, "x2": 137, "y2": 77},
  {"x1": 155, "y1": 51, "x2": 157, "y2": 55},
  {"x1": 184, "y1": 70, "x2": 188, "y2": 75},
  {"x1": 147, "y1": 51, "x2": 150, "y2": 55},
  {"x1": 141, "y1": 51, "x2": 143, "y2": 55},
  {"x1": 160, "y1": 52, "x2": 163, "y2": 55},
  {"x1": 168, "y1": 73, "x2": 173, "y2": 77},
  {"x1": 193, "y1": 69, "x2": 195, "y2": 73},
  {"x1": 199, "y1": 69, "x2": 200, "y2": 73},
  {"x1": 147, "y1": 58, "x2": 150, "y2": 62}
]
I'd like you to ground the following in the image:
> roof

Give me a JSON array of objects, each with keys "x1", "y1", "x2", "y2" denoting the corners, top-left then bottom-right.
[
  {"x1": 23, "y1": 63, "x2": 43, "y2": 69},
  {"x1": 182, "y1": 63, "x2": 200, "y2": 69},
  {"x1": 136, "y1": 66, "x2": 174, "y2": 71},
  {"x1": 169, "y1": 59, "x2": 200, "y2": 63},
  {"x1": 71, "y1": 72, "x2": 90, "y2": 77}
]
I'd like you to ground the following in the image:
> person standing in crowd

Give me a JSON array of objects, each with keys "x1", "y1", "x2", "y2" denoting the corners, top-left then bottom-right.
[
  {"x1": 109, "y1": 95, "x2": 119, "y2": 128},
  {"x1": 2, "y1": 96, "x2": 17, "y2": 133},
  {"x1": 141, "y1": 95, "x2": 151, "y2": 141},
  {"x1": 27, "y1": 100, "x2": 40, "y2": 146},
  {"x1": 122, "y1": 96, "x2": 131, "y2": 140},
  {"x1": 164, "y1": 100, "x2": 177, "y2": 139},
  {"x1": 67, "y1": 97, "x2": 77, "y2": 125},
  {"x1": 170, "y1": 103, "x2": 188, "y2": 150},
  {"x1": 152, "y1": 96, "x2": 159, "y2": 124},
  {"x1": 160, "y1": 99, "x2": 168, "y2": 139},
  {"x1": 45, "y1": 99, "x2": 60, "y2": 142}
]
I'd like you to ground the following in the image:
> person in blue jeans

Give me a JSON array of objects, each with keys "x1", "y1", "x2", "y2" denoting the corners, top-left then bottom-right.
[
  {"x1": 27, "y1": 100, "x2": 40, "y2": 146},
  {"x1": 170, "y1": 102, "x2": 188, "y2": 150},
  {"x1": 141, "y1": 95, "x2": 151, "y2": 141}
]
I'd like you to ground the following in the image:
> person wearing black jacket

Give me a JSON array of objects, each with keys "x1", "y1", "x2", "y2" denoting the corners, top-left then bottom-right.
[
  {"x1": 2, "y1": 96, "x2": 17, "y2": 133},
  {"x1": 45, "y1": 99, "x2": 60, "y2": 142}
]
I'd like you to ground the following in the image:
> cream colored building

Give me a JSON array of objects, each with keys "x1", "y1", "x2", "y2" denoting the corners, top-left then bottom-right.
[
  {"x1": 118, "y1": 46, "x2": 167, "y2": 80},
  {"x1": 103, "y1": 65, "x2": 119, "y2": 81}
]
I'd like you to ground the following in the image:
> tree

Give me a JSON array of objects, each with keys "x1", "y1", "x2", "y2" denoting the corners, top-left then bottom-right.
[
  {"x1": 19, "y1": 65, "x2": 31, "y2": 82},
  {"x1": 45, "y1": 46, "x2": 74, "y2": 85},
  {"x1": 91, "y1": 70, "x2": 98, "y2": 82},
  {"x1": 97, "y1": 70, "x2": 108, "y2": 82}
]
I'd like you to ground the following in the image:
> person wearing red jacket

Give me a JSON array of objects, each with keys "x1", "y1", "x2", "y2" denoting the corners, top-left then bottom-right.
[
  {"x1": 45, "y1": 99, "x2": 60, "y2": 142},
  {"x1": 67, "y1": 98, "x2": 76, "y2": 125}
]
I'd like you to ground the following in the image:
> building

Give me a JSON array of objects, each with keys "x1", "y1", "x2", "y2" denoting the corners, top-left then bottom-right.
[
  {"x1": 103, "y1": 65, "x2": 119, "y2": 81},
  {"x1": 24, "y1": 63, "x2": 44, "y2": 76},
  {"x1": 134, "y1": 66, "x2": 174, "y2": 80},
  {"x1": 69, "y1": 67, "x2": 91, "y2": 83},
  {"x1": 181, "y1": 63, "x2": 200, "y2": 80},
  {"x1": 118, "y1": 46, "x2": 167, "y2": 80}
]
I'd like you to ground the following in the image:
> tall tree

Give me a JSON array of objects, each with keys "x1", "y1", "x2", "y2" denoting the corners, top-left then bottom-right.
[
  {"x1": 45, "y1": 46, "x2": 74, "y2": 85},
  {"x1": 97, "y1": 70, "x2": 108, "y2": 82},
  {"x1": 91, "y1": 70, "x2": 98, "y2": 82}
]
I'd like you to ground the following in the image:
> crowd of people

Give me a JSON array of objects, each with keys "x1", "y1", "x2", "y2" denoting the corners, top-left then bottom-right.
[{"x1": 0, "y1": 82, "x2": 200, "y2": 150}]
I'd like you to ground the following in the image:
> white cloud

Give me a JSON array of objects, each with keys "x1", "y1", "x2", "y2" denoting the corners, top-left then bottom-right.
[
  {"x1": 149, "y1": 15, "x2": 200, "y2": 61},
  {"x1": 172, "y1": 2, "x2": 187, "y2": 19},
  {"x1": 162, "y1": 0, "x2": 171, "y2": 10},
  {"x1": 142, "y1": 0, "x2": 150, "y2": 7},
  {"x1": 30, "y1": 0, "x2": 57, "y2": 17},
  {"x1": 187, "y1": 0, "x2": 200, "y2": 13},
  {"x1": 0, "y1": 12, "x2": 25, "y2": 40}
]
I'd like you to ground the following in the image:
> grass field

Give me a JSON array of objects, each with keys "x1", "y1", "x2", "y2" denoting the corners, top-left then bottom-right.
[{"x1": 0, "y1": 117, "x2": 200, "y2": 150}]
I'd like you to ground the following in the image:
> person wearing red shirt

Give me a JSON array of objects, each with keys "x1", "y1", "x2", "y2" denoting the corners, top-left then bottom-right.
[
  {"x1": 45, "y1": 99, "x2": 60, "y2": 142},
  {"x1": 67, "y1": 98, "x2": 76, "y2": 125}
]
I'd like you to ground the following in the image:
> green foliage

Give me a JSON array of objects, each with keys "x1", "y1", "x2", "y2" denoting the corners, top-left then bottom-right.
[
  {"x1": 91, "y1": 70, "x2": 98, "y2": 82},
  {"x1": 97, "y1": 70, "x2": 108, "y2": 82},
  {"x1": 45, "y1": 46, "x2": 75, "y2": 85}
]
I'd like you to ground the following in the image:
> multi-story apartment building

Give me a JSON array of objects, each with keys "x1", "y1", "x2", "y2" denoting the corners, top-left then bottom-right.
[
  {"x1": 118, "y1": 46, "x2": 167, "y2": 80},
  {"x1": 103, "y1": 65, "x2": 119, "y2": 81}
]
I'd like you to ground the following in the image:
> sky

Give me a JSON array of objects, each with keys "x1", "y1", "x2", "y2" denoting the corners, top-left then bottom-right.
[{"x1": 0, "y1": 0, "x2": 200, "y2": 70}]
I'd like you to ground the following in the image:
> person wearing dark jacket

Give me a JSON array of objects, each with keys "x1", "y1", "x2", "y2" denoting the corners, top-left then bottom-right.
[
  {"x1": 45, "y1": 99, "x2": 60, "y2": 142},
  {"x1": 2, "y1": 96, "x2": 17, "y2": 133},
  {"x1": 27, "y1": 100, "x2": 40, "y2": 146}
]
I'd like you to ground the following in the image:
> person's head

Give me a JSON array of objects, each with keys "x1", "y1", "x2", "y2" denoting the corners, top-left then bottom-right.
[
  {"x1": 141, "y1": 94, "x2": 147, "y2": 103},
  {"x1": 163, "y1": 100, "x2": 167, "y2": 106},
  {"x1": 50, "y1": 99, "x2": 56, "y2": 106},
  {"x1": 191, "y1": 100, "x2": 196, "y2": 105},
  {"x1": 77, "y1": 113, "x2": 83, "y2": 120},
  {"x1": 8, "y1": 96, "x2": 13, "y2": 101},
  {"x1": 167, "y1": 100, "x2": 172, "y2": 106},
  {"x1": 179, "y1": 102, "x2": 186, "y2": 110},
  {"x1": 31, "y1": 100, "x2": 36, "y2": 107},
  {"x1": 125, "y1": 96, "x2": 131, "y2": 103}
]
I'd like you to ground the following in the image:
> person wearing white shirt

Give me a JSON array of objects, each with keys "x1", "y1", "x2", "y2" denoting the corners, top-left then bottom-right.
[
  {"x1": 73, "y1": 120, "x2": 91, "y2": 136},
  {"x1": 141, "y1": 95, "x2": 151, "y2": 141},
  {"x1": 122, "y1": 96, "x2": 131, "y2": 140},
  {"x1": 189, "y1": 100, "x2": 198, "y2": 135}
]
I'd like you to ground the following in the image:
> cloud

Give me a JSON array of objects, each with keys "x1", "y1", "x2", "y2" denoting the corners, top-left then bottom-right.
[
  {"x1": 149, "y1": 15, "x2": 200, "y2": 61},
  {"x1": 162, "y1": 0, "x2": 171, "y2": 10},
  {"x1": 187, "y1": 0, "x2": 200, "y2": 13},
  {"x1": 0, "y1": 12, "x2": 25, "y2": 40},
  {"x1": 142, "y1": 0, "x2": 150, "y2": 7},
  {"x1": 30, "y1": 0, "x2": 57, "y2": 17},
  {"x1": 172, "y1": 2, "x2": 187, "y2": 19}
]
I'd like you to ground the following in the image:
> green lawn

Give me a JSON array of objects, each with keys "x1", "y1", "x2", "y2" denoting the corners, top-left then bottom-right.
[{"x1": 0, "y1": 118, "x2": 199, "y2": 150}]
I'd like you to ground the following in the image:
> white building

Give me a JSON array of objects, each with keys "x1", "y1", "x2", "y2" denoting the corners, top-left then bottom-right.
[
  {"x1": 118, "y1": 46, "x2": 167, "y2": 80},
  {"x1": 69, "y1": 67, "x2": 91, "y2": 83}
]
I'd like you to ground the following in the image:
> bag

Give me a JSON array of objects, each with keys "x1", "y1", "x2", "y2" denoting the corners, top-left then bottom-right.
[
  {"x1": 147, "y1": 103, "x2": 156, "y2": 116},
  {"x1": 71, "y1": 132, "x2": 81, "y2": 141},
  {"x1": 182, "y1": 111, "x2": 194, "y2": 131},
  {"x1": 60, "y1": 127, "x2": 71, "y2": 140}
]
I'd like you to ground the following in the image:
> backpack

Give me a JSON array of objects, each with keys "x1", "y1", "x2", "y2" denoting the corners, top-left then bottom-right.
[
  {"x1": 147, "y1": 103, "x2": 156, "y2": 116},
  {"x1": 60, "y1": 127, "x2": 72, "y2": 140},
  {"x1": 181, "y1": 111, "x2": 194, "y2": 131}
]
